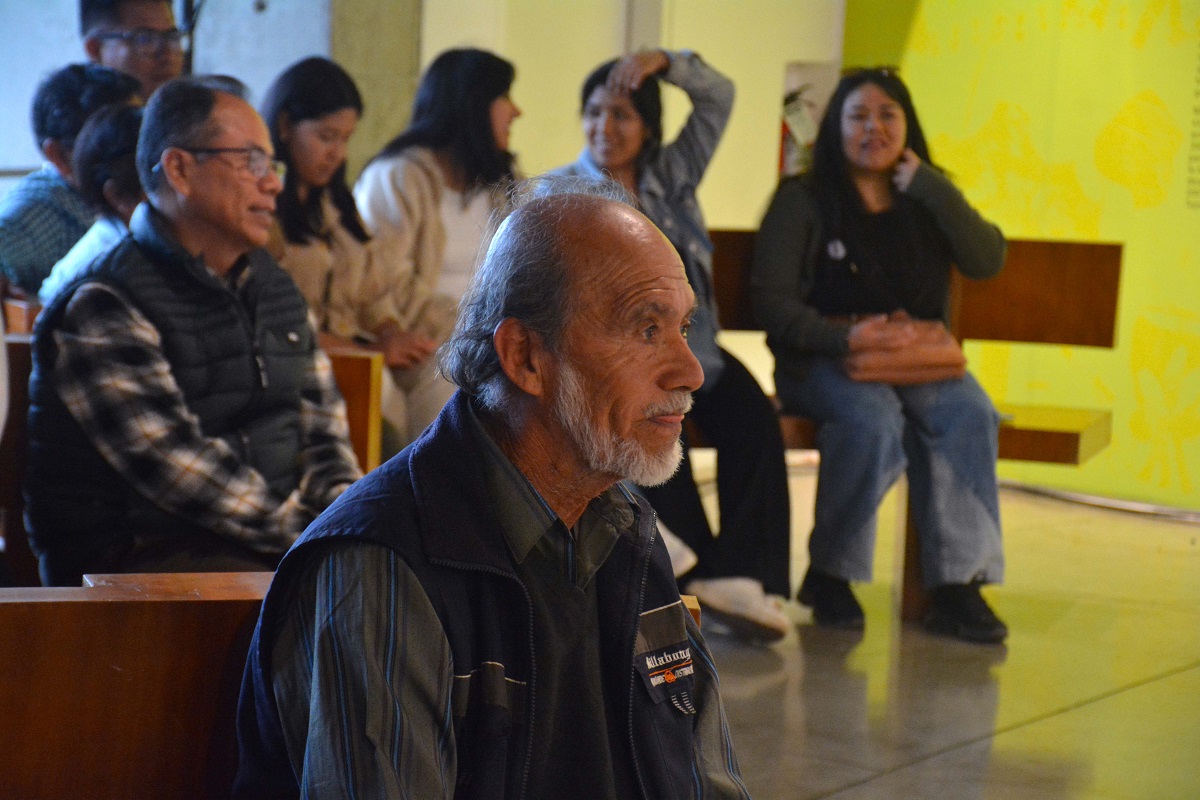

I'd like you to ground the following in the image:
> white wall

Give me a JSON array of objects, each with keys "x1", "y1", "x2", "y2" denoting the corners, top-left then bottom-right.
[
  {"x1": 0, "y1": 1, "x2": 85, "y2": 174},
  {"x1": 190, "y1": 1, "x2": 332, "y2": 107}
]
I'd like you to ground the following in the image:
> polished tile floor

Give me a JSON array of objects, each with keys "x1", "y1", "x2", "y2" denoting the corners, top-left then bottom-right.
[{"x1": 692, "y1": 454, "x2": 1200, "y2": 799}]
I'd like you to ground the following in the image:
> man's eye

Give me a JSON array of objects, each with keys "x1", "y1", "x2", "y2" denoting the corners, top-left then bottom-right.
[
  {"x1": 681, "y1": 322, "x2": 691, "y2": 339},
  {"x1": 642, "y1": 324, "x2": 659, "y2": 341}
]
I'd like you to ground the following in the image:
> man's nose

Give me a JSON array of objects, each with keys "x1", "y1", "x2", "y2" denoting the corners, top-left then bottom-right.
[{"x1": 668, "y1": 332, "x2": 705, "y2": 394}]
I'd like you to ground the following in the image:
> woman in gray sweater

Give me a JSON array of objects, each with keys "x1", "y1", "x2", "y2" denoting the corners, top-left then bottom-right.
[{"x1": 753, "y1": 68, "x2": 1009, "y2": 643}]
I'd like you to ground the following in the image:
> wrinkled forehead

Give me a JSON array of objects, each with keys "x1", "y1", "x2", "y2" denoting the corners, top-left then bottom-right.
[{"x1": 563, "y1": 206, "x2": 690, "y2": 315}]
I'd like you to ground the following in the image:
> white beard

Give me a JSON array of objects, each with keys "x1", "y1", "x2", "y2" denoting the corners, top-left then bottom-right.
[{"x1": 552, "y1": 359, "x2": 691, "y2": 487}]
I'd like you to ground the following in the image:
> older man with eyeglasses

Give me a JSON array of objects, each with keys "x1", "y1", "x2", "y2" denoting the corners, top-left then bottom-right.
[
  {"x1": 82, "y1": 0, "x2": 187, "y2": 98},
  {"x1": 25, "y1": 77, "x2": 362, "y2": 586}
]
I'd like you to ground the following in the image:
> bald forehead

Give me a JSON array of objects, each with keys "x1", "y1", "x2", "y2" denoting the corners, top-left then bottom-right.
[{"x1": 535, "y1": 196, "x2": 683, "y2": 281}]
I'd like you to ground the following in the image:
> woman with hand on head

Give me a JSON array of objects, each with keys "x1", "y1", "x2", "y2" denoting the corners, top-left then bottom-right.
[
  {"x1": 552, "y1": 50, "x2": 793, "y2": 644},
  {"x1": 262, "y1": 56, "x2": 438, "y2": 451},
  {"x1": 753, "y1": 67, "x2": 1009, "y2": 643}
]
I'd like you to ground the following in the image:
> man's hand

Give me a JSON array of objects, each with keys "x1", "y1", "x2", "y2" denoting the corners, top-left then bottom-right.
[{"x1": 605, "y1": 50, "x2": 671, "y2": 94}]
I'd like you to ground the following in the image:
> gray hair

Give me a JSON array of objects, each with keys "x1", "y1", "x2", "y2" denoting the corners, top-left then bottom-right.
[{"x1": 439, "y1": 174, "x2": 634, "y2": 412}]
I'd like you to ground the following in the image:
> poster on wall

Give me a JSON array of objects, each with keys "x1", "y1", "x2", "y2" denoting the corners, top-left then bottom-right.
[{"x1": 779, "y1": 61, "x2": 841, "y2": 177}]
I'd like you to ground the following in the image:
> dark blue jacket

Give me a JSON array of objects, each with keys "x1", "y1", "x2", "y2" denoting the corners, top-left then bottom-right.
[{"x1": 236, "y1": 392, "x2": 739, "y2": 799}]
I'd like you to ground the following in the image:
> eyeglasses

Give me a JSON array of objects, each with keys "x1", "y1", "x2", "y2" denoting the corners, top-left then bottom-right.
[
  {"x1": 94, "y1": 28, "x2": 189, "y2": 57},
  {"x1": 180, "y1": 147, "x2": 287, "y2": 181}
]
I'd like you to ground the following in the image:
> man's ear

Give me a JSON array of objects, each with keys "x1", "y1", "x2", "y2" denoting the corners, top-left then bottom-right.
[
  {"x1": 83, "y1": 35, "x2": 103, "y2": 64},
  {"x1": 101, "y1": 178, "x2": 142, "y2": 224},
  {"x1": 41, "y1": 139, "x2": 73, "y2": 179},
  {"x1": 493, "y1": 317, "x2": 552, "y2": 399},
  {"x1": 156, "y1": 148, "x2": 194, "y2": 199},
  {"x1": 276, "y1": 111, "x2": 292, "y2": 143}
]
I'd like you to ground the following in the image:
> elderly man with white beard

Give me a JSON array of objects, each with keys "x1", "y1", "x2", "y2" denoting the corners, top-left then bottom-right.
[{"x1": 236, "y1": 180, "x2": 753, "y2": 800}]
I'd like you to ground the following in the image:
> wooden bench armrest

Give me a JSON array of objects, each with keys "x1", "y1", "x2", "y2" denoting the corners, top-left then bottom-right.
[{"x1": 326, "y1": 345, "x2": 384, "y2": 472}]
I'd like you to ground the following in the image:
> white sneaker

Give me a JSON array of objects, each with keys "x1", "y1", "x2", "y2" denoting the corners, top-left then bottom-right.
[
  {"x1": 658, "y1": 521, "x2": 699, "y2": 578},
  {"x1": 684, "y1": 577, "x2": 791, "y2": 643}
]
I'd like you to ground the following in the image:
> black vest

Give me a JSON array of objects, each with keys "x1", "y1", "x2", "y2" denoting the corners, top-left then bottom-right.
[
  {"x1": 26, "y1": 204, "x2": 313, "y2": 585},
  {"x1": 236, "y1": 393, "x2": 712, "y2": 799}
]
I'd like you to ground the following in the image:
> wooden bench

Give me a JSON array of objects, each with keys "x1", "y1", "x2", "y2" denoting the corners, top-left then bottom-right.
[
  {"x1": 708, "y1": 231, "x2": 1121, "y2": 619},
  {"x1": 0, "y1": 571, "x2": 270, "y2": 798}
]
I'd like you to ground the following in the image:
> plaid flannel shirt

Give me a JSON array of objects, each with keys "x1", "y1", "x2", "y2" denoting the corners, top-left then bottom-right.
[{"x1": 52, "y1": 282, "x2": 362, "y2": 553}]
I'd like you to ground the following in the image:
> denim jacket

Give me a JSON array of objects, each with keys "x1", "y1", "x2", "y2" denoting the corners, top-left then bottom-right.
[{"x1": 551, "y1": 50, "x2": 735, "y2": 390}]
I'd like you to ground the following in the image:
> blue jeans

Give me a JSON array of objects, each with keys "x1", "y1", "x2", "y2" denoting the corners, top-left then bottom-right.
[{"x1": 779, "y1": 357, "x2": 1004, "y2": 588}]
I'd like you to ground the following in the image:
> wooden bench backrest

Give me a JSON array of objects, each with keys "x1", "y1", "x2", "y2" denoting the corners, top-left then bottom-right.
[
  {"x1": 1, "y1": 334, "x2": 36, "y2": 586},
  {"x1": 0, "y1": 572, "x2": 270, "y2": 798},
  {"x1": 710, "y1": 231, "x2": 1123, "y2": 347}
]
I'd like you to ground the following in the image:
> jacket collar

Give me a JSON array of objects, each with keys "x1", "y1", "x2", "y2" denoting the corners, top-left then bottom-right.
[
  {"x1": 129, "y1": 202, "x2": 249, "y2": 293},
  {"x1": 408, "y1": 391, "x2": 521, "y2": 572},
  {"x1": 409, "y1": 391, "x2": 651, "y2": 572},
  {"x1": 573, "y1": 148, "x2": 666, "y2": 203}
]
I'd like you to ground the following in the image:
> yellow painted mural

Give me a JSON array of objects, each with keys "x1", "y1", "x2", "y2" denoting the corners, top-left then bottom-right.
[
  {"x1": 1095, "y1": 89, "x2": 1184, "y2": 208},
  {"x1": 847, "y1": 0, "x2": 1200, "y2": 511}
]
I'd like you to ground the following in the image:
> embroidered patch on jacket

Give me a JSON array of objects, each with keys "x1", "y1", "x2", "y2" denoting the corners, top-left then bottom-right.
[{"x1": 634, "y1": 601, "x2": 697, "y2": 715}]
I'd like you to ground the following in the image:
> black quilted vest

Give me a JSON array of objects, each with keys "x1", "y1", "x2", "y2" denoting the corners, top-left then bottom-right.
[{"x1": 26, "y1": 204, "x2": 313, "y2": 585}]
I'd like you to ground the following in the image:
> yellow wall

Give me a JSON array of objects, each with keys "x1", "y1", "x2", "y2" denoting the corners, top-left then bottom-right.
[{"x1": 846, "y1": 0, "x2": 1200, "y2": 510}]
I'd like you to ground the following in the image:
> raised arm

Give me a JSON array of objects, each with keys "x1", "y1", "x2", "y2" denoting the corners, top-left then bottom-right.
[
  {"x1": 653, "y1": 50, "x2": 736, "y2": 190},
  {"x1": 903, "y1": 158, "x2": 1007, "y2": 279}
]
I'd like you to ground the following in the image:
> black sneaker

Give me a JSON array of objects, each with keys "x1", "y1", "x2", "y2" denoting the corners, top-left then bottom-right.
[
  {"x1": 797, "y1": 567, "x2": 865, "y2": 630},
  {"x1": 923, "y1": 583, "x2": 1008, "y2": 644}
]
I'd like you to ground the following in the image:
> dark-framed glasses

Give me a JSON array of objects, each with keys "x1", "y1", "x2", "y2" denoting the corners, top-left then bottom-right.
[
  {"x1": 94, "y1": 28, "x2": 189, "y2": 57},
  {"x1": 181, "y1": 147, "x2": 287, "y2": 181}
]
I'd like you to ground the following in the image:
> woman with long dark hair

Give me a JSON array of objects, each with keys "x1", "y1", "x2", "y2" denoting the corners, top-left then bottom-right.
[
  {"x1": 551, "y1": 50, "x2": 793, "y2": 643},
  {"x1": 261, "y1": 56, "x2": 443, "y2": 448},
  {"x1": 753, "y1": 68, "x2": 1009, "y2": 642},
  {"x1": 355, "y1": 48, "x2": 519, "y2": 309}
]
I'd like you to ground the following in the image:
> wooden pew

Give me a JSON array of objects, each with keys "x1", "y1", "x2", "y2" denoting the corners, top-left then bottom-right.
[
  {"x1": 0, "y1": 571, "x2": 271, "y2": 799},
  {"x1": 708, "y1": 231, "x2": 1121, "y2": 619}
]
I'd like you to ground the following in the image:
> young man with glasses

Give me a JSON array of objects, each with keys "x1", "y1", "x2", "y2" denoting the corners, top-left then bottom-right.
[
  {"x1": 82, "y1": 0, "x2": 186, "y2": 98},
  {"x1": 25, "y1": 77, "x2": 362, "y2": 586}
]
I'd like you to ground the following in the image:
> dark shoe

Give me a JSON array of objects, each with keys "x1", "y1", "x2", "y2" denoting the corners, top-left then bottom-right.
[
  {"x1": 923, "y1": 583, "x2": 1008, "y2": 644},
  {"x1": 797, "y1": 567, "x2": 865, "y2": 630}
]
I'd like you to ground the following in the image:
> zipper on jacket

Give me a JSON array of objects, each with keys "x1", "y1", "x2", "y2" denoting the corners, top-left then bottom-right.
[
  {"x1": 626, "y1": 506, "x2": 657, "y2": 800},
  {"x1": 430, "y1": 557, "x2": 537, "y2": 799},
  {"x1": 254, "y1": 350, "x2": 270, "y2": 388}
]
